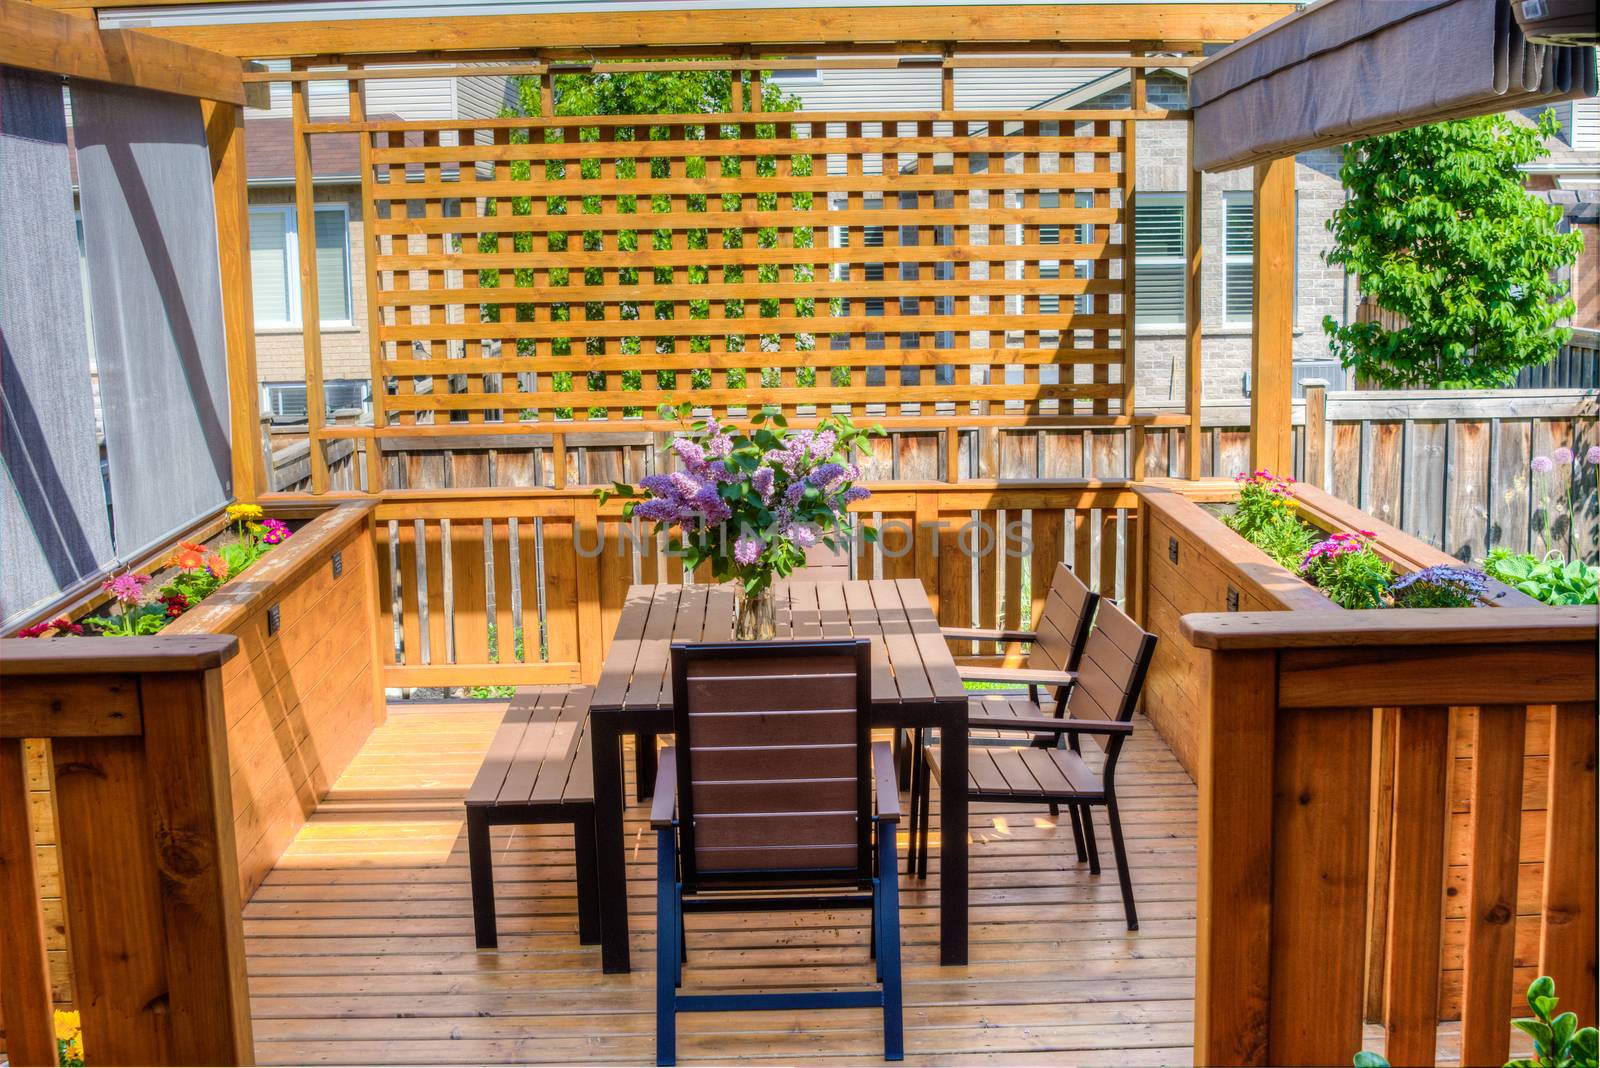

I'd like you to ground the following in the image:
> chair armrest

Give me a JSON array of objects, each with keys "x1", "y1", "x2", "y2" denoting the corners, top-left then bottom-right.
[
  {"x1": 958, "y1": 666, "x2": 1076, "y2": 689},
  {"x1": 941, "y1": 626, "x2": 1036, "y2": 644},
  {"x1": 870, "y1": 741, "x2": 901, "y2": 823},
  {"x1": 966, "y1": 714, "x2": 1134, "y2": 736},
  {"x1": 650, "y1": 747, "x2": 678, "y2": 828}
]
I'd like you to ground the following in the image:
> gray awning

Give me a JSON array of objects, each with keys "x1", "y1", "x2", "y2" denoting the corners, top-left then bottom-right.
[{"x1": 1190, "y1": 0, "x2": 1598, "y2": 173}]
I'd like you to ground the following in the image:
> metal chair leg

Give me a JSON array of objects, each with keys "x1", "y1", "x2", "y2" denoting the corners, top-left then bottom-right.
[
  {"x1": 906, "y1": 730, "x2": 924, "y2": 876},
  {"x1": 877, "y1": 823, "x2": 905, "y2": 1061},
  {"x1": 1106, "y1": 798, "x2": 1139, "y2": 931},
  {"x1": 1067, "y1": 802, "x2": 1087, "y2": 862},
  {"x1": 656, "y1": 828, "x2": 678, "y2": 1066},
  {"x1": 916, "y1": 752, "x2": 932, "y2": 879},
  {"x1": 1080, "y1": 803, "x2": 1101, "y2": 875}
]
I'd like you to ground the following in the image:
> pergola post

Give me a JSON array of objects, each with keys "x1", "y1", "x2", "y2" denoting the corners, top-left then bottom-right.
[
  {"x1": 205, "y1": 100, "x2": 265, "y2": 501},
  {"x1": 1248, "y1": 156, "x2": 1295, "y2": 476}
]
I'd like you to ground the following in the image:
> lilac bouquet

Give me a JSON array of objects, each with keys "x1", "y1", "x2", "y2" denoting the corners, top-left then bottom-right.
[{"x1": 603, "y1": 404, "x2": 883, "y2": 636}]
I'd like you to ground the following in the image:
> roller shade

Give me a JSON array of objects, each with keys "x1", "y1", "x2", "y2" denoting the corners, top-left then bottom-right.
[
  {"x1": 0, "y1": 68, "x2": 117, "y2": 627},
  {"x1": 1190, "y1": 0, "x2": 1598, "y2": 173},
  {"x1": 72, "y1": 80, "x2": 233, "y2": 560}
]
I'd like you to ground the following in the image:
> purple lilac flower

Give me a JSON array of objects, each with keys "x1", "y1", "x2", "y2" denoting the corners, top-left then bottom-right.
[
  {"x1": 1389, "y1": 565, "x2": 1488, "y2": 596},
  {"x1": 784, "y1": 482, "x2": 807, "y2": 506},
  {"x1": 1588, "y1": 445, "x2": 1600, "y2": 466},
  {"x1": 1553, "y1": 446, "x2": 1574, "y2": 465},
  {"x1": 635, "y1": 498, "x2": 686, "y2": 523},
  {"x1": 671, "y1": 437, "x2": 707, "y2": 470},
  {"x1": 1531, "y1": 455, "x2": 1555, "y2": 474},
  {"x1": 734, "y1": 536, "x2": 764, "y2": 566},
  {"x1": 807, "y1": 462, "x2": 847, "y2": 488},
  {"x1": 840, "y1": 485, "x2": 871, "y2": 504},
  {"x1": 808, "y1": 429, "x2": 837, "y2": 460},
  {"x1": 751, "y1": 466, "x2": 775, "y2": 502},
  {"x1": 102, "y1": 573, "x2": 150, "y2": 605},
  {"x1": 784, "y1": 522, "x2": 819, "y2": 548}
]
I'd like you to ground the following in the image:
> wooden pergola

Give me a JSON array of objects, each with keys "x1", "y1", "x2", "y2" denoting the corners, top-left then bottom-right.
[{"x1": 0, "y1": 3, "x2": 1594, "y2": 1068}]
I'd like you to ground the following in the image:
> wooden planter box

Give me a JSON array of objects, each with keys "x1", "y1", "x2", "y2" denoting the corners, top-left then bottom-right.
[
  {"x1": 158, "y1": 500, "x2": 384, "y2": 900},
  {"x1": 1134, "y1": 478, "x2": 1551, "y2": 1023}
]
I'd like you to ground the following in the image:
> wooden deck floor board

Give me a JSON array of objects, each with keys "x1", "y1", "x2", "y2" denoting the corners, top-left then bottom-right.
[{"x1": 242, "y1": 700, "x2": 1493, "y2": 1067}]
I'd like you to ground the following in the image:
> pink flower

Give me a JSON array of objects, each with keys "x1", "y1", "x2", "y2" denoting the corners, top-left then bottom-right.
[
  {"x1": 1587, "y1": 446, "x2": 1600, "y2": 466},
  {"x1": 260, "y1": 518, "x2": 292, "y2": 545},
  {"x1": 1531, "y1": 455, "x2": 1554, "y2": 474},
  {"x1": 1553, "y1": 447, "x2": 1574, "y2": 465},
  {"x1": 102, "y1": 573, "x2": 151, "y2": 605},
  {"x1": 733, "y1": 536, "x2": 764, "y2": 566}
]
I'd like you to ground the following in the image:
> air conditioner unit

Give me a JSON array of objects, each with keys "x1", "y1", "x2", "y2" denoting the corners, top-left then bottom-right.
[{"x1": 1512, "y1": 0, "x2": 1597, "y2": 46}]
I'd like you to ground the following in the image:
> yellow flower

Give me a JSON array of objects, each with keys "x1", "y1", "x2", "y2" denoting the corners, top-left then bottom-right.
[
  {"x1": 55, "y1": 1009, "x2": 80, "y2": 1040},
  {"x1": 226, "y1": 503, "x2": 264, "y2": 522}
]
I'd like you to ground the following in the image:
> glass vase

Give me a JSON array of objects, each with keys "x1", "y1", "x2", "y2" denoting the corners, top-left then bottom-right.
[{"x1": 734, "y1": 585, "x2": 777, "y2": 641}]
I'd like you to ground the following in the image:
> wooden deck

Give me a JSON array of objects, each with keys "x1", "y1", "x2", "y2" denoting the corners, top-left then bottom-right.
[{"x1": 242, "y1": 700, "x2": 1489, "y2": 1066}]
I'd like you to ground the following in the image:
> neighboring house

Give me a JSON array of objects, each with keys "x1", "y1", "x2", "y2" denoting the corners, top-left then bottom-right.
[
  {"x1": 1521, "y1": 98, "x2": 1600, "y2": 329},
  {"x1": 772, "y1": 62, "x2": 1352, "y2": 403},
  {"x1": 244, "y1": 68, "x2": 518, "y2": 419}
]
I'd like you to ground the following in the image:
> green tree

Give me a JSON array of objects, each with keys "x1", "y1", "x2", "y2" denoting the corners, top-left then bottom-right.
[{"x1": 1323, "y1": 110, "x2": 1583, "y2": 388}]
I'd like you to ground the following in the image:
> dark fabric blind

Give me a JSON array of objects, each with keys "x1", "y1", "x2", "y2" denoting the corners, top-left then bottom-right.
[
  {"x1": 72, "y1": 79, "x2": 232, "y2": 559},
  {"x1": 0, "y1": 67, "x2": 117, "y2": 627}
]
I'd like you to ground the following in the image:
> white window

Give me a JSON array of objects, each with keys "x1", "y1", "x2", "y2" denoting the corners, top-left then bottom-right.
[
  {"x1": 249, "y1": 204, "x2": 353, "y2": 328},
  {"x1": 1223, "y1": 192, "x2": 1254, "y2": 324},
  {"x1": 1134, "y1": 193, "x2": 1185, "y2": 326},
  {"x1": 1573, "y1": 99, "x2": 1600, "y2": 151}
]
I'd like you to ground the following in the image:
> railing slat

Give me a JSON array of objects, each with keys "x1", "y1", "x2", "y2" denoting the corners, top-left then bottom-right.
[
  {"x1": 1382, "y1": 705, "x2": 1451, "y2": 1068},
  {"x1": 0, "y1": 737, "x2": 58, "y2": 1068},
  {"x1": 1195, "y1": 648, "x2": 1278, "y2": 1068},
  {"x1": 1268, "y1": 706, "x2": 1372, "y2": 1066},
  {"x1": 52, "y1": 734, "x2": 172, "y2": 1063},
  {"x1": 1460, "y1": 703, "x2": 1528, "y2": 1068},
  {"x1": 1538, "y1": 701, "x2": 1598, "y2": 1024}
]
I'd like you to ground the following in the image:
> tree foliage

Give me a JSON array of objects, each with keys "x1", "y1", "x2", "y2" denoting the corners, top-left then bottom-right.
[
  {"x1": 1322, "y1": 110, "x2": 1583, "y2": 388},
  {"x1": 517, "y1": 67, "x2": 796, "y2": 118}
]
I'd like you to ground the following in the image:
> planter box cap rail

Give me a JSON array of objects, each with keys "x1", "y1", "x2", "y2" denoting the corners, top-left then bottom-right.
[
  {"x1": 1180, "y1": 608, "x2": 1598, "y2": 649},
  {"x1": 0, "y1": 634, "x2": 240, "y2": 675}
]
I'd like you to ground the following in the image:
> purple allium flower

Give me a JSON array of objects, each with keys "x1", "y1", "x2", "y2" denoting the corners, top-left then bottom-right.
[
  {"x1": 751, "y1": 466, "x2": 775, "y2": 502},
  {"x1": 1531, "y1": 455, "x2": 1555, "y2": 474},
  {"x1": 1587, "y1": 445, "x2": 1600, "y2": 466},
  {"x1": 102, "y1": 572, "x2": 150, "y2": 605},
  {"x1": 1553, "y1": 446, "x2": 1575, "y2": 465},
  {"x1": 733, "y1": 536, "x2": 764, "y2": 566},
  {"x1": 1390, "y1": 565, "x2": 1488, "y2": 595}
]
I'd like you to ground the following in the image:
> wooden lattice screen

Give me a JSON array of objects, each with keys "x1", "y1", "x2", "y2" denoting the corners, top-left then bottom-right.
[{"x1": 360, "y1": 111, "x2": 1134, "y2": 426}]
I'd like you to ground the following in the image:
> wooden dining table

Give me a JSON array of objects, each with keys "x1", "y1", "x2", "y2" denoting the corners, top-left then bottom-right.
[{"x1": 587, "y1": 577, "x2": 971, "y2": 973}]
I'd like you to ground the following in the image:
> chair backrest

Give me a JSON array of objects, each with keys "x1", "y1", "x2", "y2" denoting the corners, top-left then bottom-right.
[
  {"x1": 670, "y1": 638, "x2": 873, "y2": 891},
  {"x1": 1026, "y1": 562, "x2": 1099, "y2": 675},
  {"x1": 1066, "y1": 597, "x2": 1157, "y2": 759}
]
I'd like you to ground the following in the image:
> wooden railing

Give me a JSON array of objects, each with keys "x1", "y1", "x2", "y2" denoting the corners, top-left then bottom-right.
[
  {"x1": 361, "y1": 481, "x2": 1139, "y2": 688},
  {"x1": 1185, "y1": 609, "x2": 1598, "y2": 1067},
  {"x1": 0, "y1": 636, "x2": 254, "y2": 1067}
]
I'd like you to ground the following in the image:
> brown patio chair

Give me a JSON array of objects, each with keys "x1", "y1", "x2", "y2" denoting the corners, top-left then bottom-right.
[
  {"x1": 651, "y1": 638, "x2": 903, "y2": 1065},
  {"x1": 911, "y1": 598, "x2": 1156, "y2": 930},
  {"x1": 907, "y1": 562, "x2": 1100, "y2": 862}
]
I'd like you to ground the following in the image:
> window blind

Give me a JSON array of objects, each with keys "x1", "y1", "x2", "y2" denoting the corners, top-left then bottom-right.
[
  {"x1": 314, "y1": 208, "x2": 351, "y2": 323},
  {"x1": 1135, "y1": 195, "x2": 1185, "y2": 326},
  {"x1": 250, "y1": 210, "x2": 291, "y2": 324},
  {"x1": 1224, "y1": 193, "x2": 1254, "y2": 323}
]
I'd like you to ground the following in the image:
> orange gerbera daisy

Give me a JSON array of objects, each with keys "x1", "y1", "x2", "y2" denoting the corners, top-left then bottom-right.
[
  {"x1": 170, "y1": 540, "x2": 209, "y2": 570},
  {"x1": 206, "y1": 554, "x2": 230, "y2": 579}
]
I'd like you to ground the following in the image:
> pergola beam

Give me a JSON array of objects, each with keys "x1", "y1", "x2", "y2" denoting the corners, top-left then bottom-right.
[
  {"x1": 111, "y1": 4, "x2": 1294, "y2": 59},
  {"x1": 0, "y1": 0, "x2": 246, "y2": 103}
]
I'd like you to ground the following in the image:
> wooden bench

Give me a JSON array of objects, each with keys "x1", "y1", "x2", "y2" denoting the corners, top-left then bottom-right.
[{"x1": 466, "y1": 685, "x2": 599, "y2": 950}]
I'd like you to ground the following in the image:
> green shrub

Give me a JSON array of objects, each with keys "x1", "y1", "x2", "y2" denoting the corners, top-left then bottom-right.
[{"x1": 1484, "y1": 548, "x2": 1599, "y2": 606}]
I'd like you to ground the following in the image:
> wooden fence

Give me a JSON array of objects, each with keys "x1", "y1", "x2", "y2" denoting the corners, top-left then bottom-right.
[{"x1": 1187, "y1": 608, "x2": 1597, "y2": 1067}]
